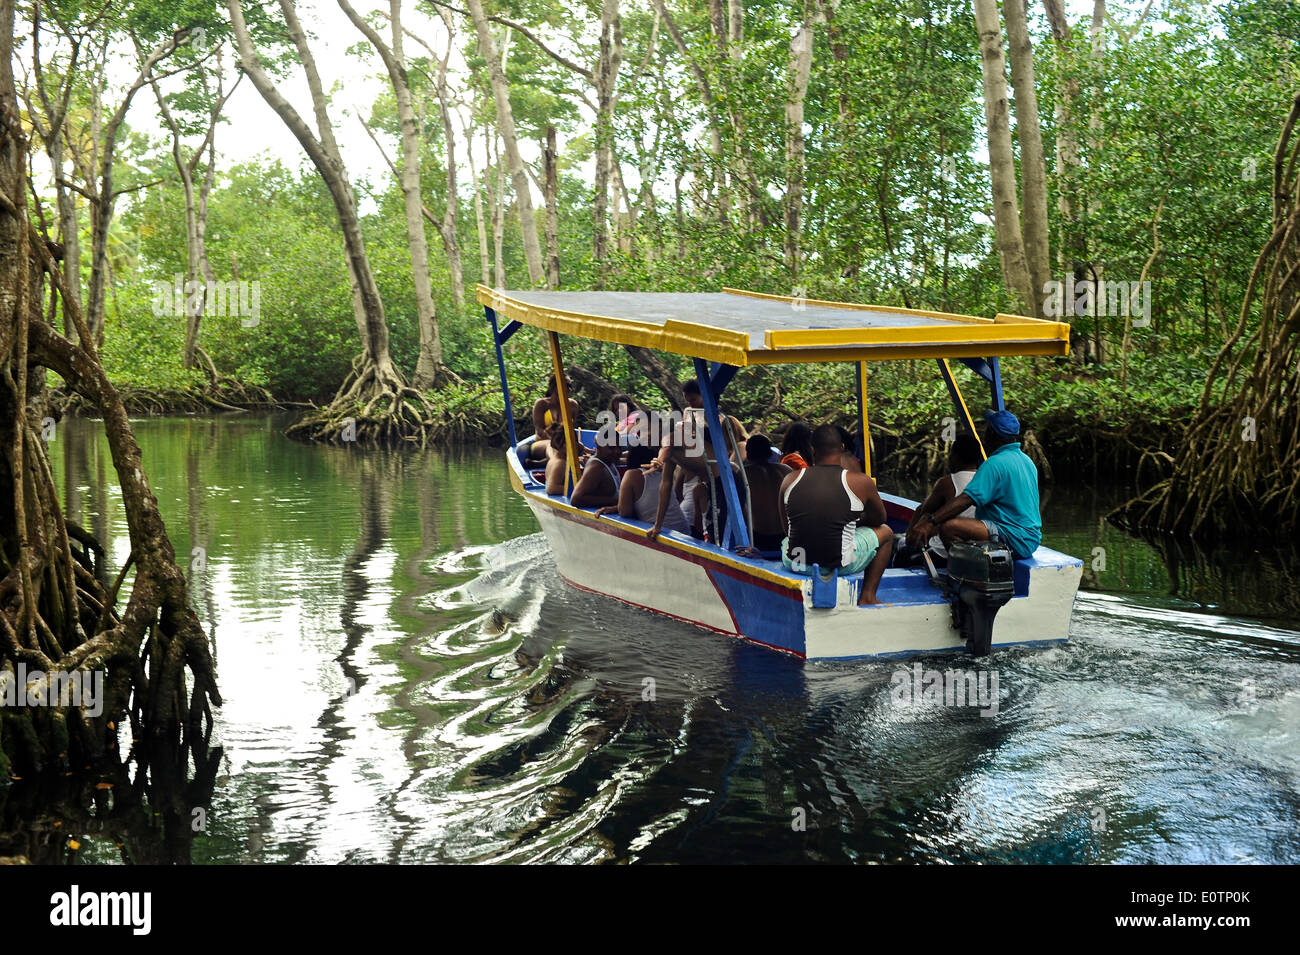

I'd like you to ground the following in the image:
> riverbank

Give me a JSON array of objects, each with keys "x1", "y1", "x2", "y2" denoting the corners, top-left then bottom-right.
[{"x1": 63, "y1": 347, "x2": 1207, "y2": 483}]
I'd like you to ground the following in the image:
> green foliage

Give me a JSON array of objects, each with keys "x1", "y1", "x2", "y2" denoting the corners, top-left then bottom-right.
[{"x1": 42, "y1": 0, "x2": 1292, "y2": 465}]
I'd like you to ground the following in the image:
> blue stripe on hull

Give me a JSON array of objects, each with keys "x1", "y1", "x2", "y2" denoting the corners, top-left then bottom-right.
[{"x1": 706, "y1": 568, "x2": 806, "y2": 656}]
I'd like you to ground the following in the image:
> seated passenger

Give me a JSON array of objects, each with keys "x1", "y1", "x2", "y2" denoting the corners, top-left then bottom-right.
[
  {"x1": 665, "y1": 378, "x2": 746, "y2": 530},
  {"x1": 570, "y1": 436, "x2": 622, "y2": 509},
  {"x1": 528, "y1": 372, "x2": 580, "y2": 462},
  {"x1": 544, "y1": 424, "x2": 571, "y2": 496},
  {"x1": 647, "y1": 412, "x2": 713, "y2": 541},
  {"x1": 608, "y1": 392, "x2": 642, "y2": 447},
  {"x1": 680, "y1": 379, "x2": 746, "y2": 456},
  {"x1": 597, "y1": 444, "x2": 690, "y2": 534},
  {"x1": 779, "y1": 422, "x2": 814, "y2": 471},
  {"x1": 692, "y1": 430, "x2": 748, "y2": 544},
  {"x1": 778, "y1": 424, "x2": 895, "y2": 605},
  {"x1": 904, "y1": 432, "x2": 983, "y2": 558},
  {"x1": 906, "y1": 410, "x2": 1042, "y2": 560},
  {"x1": 836, "y1": 424, "x2": 864, "y2": 473},
  {"x1": 742, "y1": 434, "x2": 791, "y2": 551}
]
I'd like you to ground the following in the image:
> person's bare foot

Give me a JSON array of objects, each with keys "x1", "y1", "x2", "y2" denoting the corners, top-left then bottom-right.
[{"x1": 858, "y1": 593, "x2": 882, "y2": 606}]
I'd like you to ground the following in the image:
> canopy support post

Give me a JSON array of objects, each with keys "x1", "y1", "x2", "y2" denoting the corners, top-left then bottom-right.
[
  {"x1": 693, "y1": 357, "x2": 749, "y2": 550},
  {"x1": 855, "y1": 361, "x2": 871, "y2": 475},
  {"x1": 547, "y1": 331, "x2": 580, "y2": 493},
  {"x1": 937, "y1": 358, "x2": 987, "y2": 461},
  {"x1": 987, "y1": 357, "x2": 1005, "y2": 411},
  {"x1": 956, "y1": 356, "x2": 1005, "y2": 412},
  {"x1": 486, "y1": 306, "x2": 518, "y2": 451}
]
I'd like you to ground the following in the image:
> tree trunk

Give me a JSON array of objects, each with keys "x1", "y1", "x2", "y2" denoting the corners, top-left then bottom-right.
[
  {"x1": 228, "y1": 0, "x2": 431, "y2": 444},
  {"x1": 432, "y1": 7, "x2": 465, "y2": 310},
  {"x1": 466, "y1": 0, "x2": 546, "y2": 286},
  {"x1": 492, "y1": 141, "x2": 506, "y2": 288},
  {"x1": 784, "y1": 9, "x2": 814, "y2": 280},
  {"x1": 151, "y1": 62, "x2": 235, "y2": 372},
  {"x1": 972, "y1": 0, "x2": 1034, "y2": 314},
  {"x1": 544, "y1": 124, "x2": 561, "y2": 287},
  {"x1": 1, "y1": 0, "x2": 220, "y2": 791},
  {"x1": 339, "y1": 0, "x2": 442, "y2": 388},
  {"x1": 1043, "y1": 0, "x2": 1084, "y2": 287},
  {"x1": 1003, "y1": 0, "x2": 1050, "y2": 316},
  {"x1": 467, "y1": 119, "x2": 491, "y2": 285},
  {"x1": 592, "y1": 0, "x2": 622, "y2": 279}
]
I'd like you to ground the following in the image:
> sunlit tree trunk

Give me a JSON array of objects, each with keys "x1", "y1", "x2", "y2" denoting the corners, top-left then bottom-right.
[
  {"x1": 972, "y1": 0, "x2": 1033, "y2": 313},
  {"x1": 339, "y1": 0, "x2": 443, "y2": 388},
  {"x1": 228, "y1": 0, "x2": 432, "y2": 443},
  {"x1": 784, "y1": 7, "x2": 814, "y2": 280},
  {"x1": 466, "y1": 0, "x2": 546, "y2": 286},
  {"x1": 1003, "y1": 0, "x2": 1050, "y2": 316}
]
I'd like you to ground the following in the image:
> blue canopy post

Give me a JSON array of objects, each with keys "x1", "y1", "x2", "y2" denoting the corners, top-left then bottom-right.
[
  {"x1": 692, "y1": 357, "x2": 750, "y2": 550},
  {"x1": 486, "y1": 305, "x2": 521, "y2": 451},
  {"x1": 956, "y1": 356, "x2": 1007, "y2": 413},
  {"x1": 986, "y1": 357, "x2": 1005, "y2": 412}
]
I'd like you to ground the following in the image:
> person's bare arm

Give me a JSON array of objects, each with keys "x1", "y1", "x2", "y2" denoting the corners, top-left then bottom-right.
[
  {"x1": 617, "y1": 469, "x2": 643, "y2": 518},
  {"x1": 906, "y1": 476, "x2": 953, "y2": 535},
  {"x1": 532, "y1": 398, "x2": 549, "y2": 437},
  {"x1": 776, "y1": 471, "x2": 795, "y2": 536},
  {"x1": 849, "y1": 472, "x2": 888, "y2": 528}
]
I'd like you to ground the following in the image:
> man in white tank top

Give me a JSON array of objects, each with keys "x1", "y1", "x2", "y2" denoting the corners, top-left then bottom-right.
[{"x1": 904, "y1": 432, "x2": 983, "y2": 555}]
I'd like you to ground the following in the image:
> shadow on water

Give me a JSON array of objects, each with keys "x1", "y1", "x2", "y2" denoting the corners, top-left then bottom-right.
[{"x1": 16, "y1": 414, "x2": 1298, "y2": 864}]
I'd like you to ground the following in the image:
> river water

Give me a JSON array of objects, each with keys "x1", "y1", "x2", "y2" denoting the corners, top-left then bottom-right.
[{"x1": 37, "y1": 413, "x2": 1300, "y2": 863}]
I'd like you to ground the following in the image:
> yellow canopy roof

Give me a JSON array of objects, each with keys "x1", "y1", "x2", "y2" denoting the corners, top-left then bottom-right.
[{"x1": 479, "y1": 286, "x2": 1070, "y2": 366}]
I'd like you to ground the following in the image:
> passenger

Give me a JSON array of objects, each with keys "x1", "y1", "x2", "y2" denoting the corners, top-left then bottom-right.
[
  {"x1": 544, "y1": 423, "x2": 571, "y2": 496},
  {"x1": 647, "y1": 414, "x2": 716, "y2": 542},
  {"x1": 691, "y1": 428, "x2": 748, "y2": 543},
  {"x1": 779, "y1": 422, "x2": 814, "y2": 470},
  {"x1": 836, "y1": 424, "x2": 864, "y2": 473},
  {"x1": 906, "y1": 410, "x2": 1042, "y2": 560},
  {"x1": 570, "y1": 436, "x2": 622, "y2": 509},
  {"x1": 681, "y1": 379, "x2": 747, "y2": 461},
  {"x1": 904, "y1": 432, "x2": 983, "y2": 558},
  {"x1": 742, "y1": 434, "x2": 791, "y2": 552},
  {"x1": 596, "y1": 444, "x2": 690, "y2": 535},
  {"x1": 668, "y1": 378, "x2": 746, "y2": 528},
  {"x1": 529, "y1": 372, "x2": 580, "y2": 462},
  {"x1": 778, "y1": 424, "x2": 895, "y2": 605},
  {"x1": 608, "y1": 392, "x2": 642, "y2": 446}
]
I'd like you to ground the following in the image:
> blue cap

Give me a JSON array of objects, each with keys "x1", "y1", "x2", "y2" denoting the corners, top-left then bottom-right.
[{"x1": 983, "y1": 409, "x2": 1020, "y2": 437}]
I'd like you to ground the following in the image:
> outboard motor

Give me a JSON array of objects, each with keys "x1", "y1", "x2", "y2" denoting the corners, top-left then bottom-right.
[{"x1": 921, "y1": 540, "x2": 1015, "y2": 656}]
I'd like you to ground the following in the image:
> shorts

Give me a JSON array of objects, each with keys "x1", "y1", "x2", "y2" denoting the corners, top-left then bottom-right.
[
  {"x1": 981, "y1": 519, "x2": 1003, "y2": 543},
  {"x1": 781, "y1": 527, "x2": 880, "y2": 576}
]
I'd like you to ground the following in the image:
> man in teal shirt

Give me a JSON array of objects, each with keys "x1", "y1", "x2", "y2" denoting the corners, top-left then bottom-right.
[{"x1": 906, "y1": 410, "x2": 1042, "y2": 560}]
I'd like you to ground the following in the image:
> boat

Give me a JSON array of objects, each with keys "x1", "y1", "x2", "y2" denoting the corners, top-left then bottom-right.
[{"x1": 482, "y1": 284, "x2": 1082, "y2": 661}]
